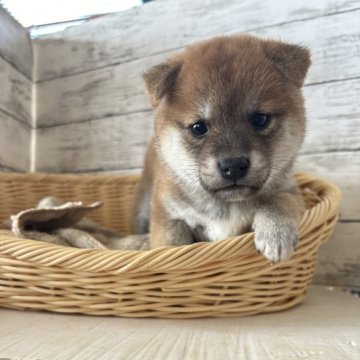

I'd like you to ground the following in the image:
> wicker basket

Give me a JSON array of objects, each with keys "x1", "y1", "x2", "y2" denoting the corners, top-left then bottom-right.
[{"x1": 0, "y1": 172, "x2": 341, "y2": 318}]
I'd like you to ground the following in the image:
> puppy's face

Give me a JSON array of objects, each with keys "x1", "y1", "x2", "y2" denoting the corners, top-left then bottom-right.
[{"x1": 145, "y1": 35, "x2": 311, "y2": 201}]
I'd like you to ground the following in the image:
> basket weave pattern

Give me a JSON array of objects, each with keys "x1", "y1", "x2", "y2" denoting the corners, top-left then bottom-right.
[{"x1": 0, "y1": 173, "x2": 341, "y2": 318}]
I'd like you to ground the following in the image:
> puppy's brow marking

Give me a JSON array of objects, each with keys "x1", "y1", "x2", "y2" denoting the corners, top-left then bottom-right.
[{"x1": 199, "y1": 101, "x2": 211, "y2": 120}]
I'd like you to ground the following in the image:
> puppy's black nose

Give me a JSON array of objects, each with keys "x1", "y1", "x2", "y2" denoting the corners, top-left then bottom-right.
[{"x1": 218, "y1": 157, "x2": 250, "y2": 181}]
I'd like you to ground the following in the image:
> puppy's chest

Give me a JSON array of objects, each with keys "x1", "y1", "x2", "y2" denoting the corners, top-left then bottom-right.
[{"x1": 167, "y1": 198, "x2": 253, "y2": 242}]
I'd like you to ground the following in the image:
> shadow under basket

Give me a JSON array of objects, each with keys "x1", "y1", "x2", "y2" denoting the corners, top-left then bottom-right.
[{"x1": 0, "y1": 172, "x2": 341, "y2": 318}]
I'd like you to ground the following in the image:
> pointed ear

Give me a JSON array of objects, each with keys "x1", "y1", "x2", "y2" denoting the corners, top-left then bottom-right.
[
  {"x1": 143, "y1": 60, "x2": 182, "y2": 108},
  {"x1": 262, "y1": 40, "x2": 311, "y2": 87}
]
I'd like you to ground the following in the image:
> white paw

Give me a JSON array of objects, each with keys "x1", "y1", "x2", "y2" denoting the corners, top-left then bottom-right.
[{"x1": 254, "y1": 219, "x2": 298, "y2": 262}]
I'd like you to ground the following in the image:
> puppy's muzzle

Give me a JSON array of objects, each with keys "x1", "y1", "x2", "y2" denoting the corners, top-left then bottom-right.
[{"x1": 218, "y1": 157, "x2": 250, "y2": 181}]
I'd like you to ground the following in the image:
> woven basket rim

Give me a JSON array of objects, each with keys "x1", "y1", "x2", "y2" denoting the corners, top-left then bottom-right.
[{"x1": 0, "y1": 172, "x2": 341, "y2": 273}]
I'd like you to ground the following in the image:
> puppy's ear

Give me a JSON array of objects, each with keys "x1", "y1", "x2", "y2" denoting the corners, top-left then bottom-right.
[
  {"x1": 143, "y1": 60, "x2": 182, "y2": 108},
  {"x1": 262, "y1": 40, "x2": 311, "y2": 88}
]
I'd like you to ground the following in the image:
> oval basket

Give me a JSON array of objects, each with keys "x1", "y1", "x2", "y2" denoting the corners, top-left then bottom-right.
[{"x1": 0, "y1": 172, "x2": 341, "y2": 318}]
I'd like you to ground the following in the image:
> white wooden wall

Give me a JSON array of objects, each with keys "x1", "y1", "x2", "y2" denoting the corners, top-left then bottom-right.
[
  {"x1": 0, "y1": 7, "x2": 33, "y2": 172},
  {"x1": 0, "y1": 0, "x2": 359, "y2": 288}
]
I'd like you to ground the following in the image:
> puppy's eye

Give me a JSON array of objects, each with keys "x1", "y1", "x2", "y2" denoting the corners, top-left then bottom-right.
[
  {"x1": 190, "y1": 121, "x2": 208, "y2": 137},
  {"x1": 250, "y1": 112, "x2": 271, "y2": 130}
]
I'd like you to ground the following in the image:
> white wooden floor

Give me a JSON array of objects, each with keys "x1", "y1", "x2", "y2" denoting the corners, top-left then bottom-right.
[{"x1": 0, "y1": 286, "x2": 359, "y2": 360}]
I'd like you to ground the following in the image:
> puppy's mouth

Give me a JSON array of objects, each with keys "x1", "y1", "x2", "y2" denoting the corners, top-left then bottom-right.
[
  {"x1": 206, "y1": 182, "x2": 261, "y2": 201},
  {"x1": 216, "y1": 183, "x2": 255, "y2": 190},
  {"x1": 199, "y1": 169, "x2": 268, "y2": 201},
  {"x1": 215, "y1": 183, "x2": 258, "y2": 193}
]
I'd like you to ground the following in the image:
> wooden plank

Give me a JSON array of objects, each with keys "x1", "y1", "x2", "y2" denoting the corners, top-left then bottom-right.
[
  {"x1": 35, "y1": 111, "x2": 153, "y2": 173},
  {"x1": 315, "y1": 222, "x2": 360, "y2": 288},
  {"x1": 35, "y1": 9, "x2": 360, "y2": 128},
  {"x1": 0, "y1": 111, "x2": 31, "y2": 172},
  {"x1": 0, "y1": 9, "x2": 32, "y2": 172},
  {"x1": 301, "y1": 78, "x2": 360, "y2": 154},
  {"x1": 296, "y1": 151, "x2": 360, "y2": 221},
  {"x1": 0, "y1": 57, "x2": 32, "y2": 126},
  {"x1": 0, "y1": 287, "x2": 359, "y2": 359},
  {"x1": 33, "y1": 0, "x2": 360, "y2": 81},
  {"x1": 251, "y1": 8, "x2": 360, "y2": 85},
  {"x1": 0, "y1": 7, "x2": 32, "y2": 79},
  {"x1": 35, "y1": 53, "x2": 160, "y2": 127},
  {"x1": 0, "y1": 165, "x2": 12, "y2": 173}
]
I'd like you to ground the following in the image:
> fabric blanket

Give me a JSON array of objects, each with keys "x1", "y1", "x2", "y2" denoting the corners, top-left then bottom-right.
[{"x1": 7, "y1": 196, "x2": 149, "y2": 250}]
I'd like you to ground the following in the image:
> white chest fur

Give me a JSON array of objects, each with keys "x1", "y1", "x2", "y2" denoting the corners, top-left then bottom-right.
[
  {"x1": 202, "y1": 208, "x2": 248, "y2": 241},
  {"x1": 166, "y1": 196, "x2": 253, "y2": 242}
]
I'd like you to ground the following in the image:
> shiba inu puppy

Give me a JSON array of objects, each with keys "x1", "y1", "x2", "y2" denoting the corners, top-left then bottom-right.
[{"x1": 131, "y1": 34, "x2": 311, "y2": 262}]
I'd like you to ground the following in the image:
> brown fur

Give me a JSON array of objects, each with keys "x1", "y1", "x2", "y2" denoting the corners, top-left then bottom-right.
[{"x1": 131, "y1": 34, "x2": 311, "y2": 262}]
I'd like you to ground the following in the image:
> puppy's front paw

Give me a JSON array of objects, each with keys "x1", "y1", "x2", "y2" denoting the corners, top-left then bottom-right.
[{"x1": 254, "y1": 219, "x2": 298, "y2": 263}]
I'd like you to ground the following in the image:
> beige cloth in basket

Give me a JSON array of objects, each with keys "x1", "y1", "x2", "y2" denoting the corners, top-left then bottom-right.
[{"x1": 9, "y1": 197, "x2": 149, "y2": 250}]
